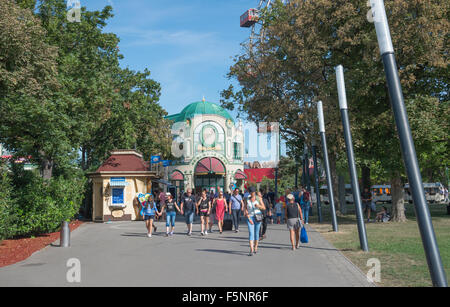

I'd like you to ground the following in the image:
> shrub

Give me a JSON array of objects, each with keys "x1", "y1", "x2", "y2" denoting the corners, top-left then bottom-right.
[
  {"x1": 0, "y1": 164, "x2": 15, "y2": 241},
  {"x1": 10, "y1": 169, "x2": 86, "y2": 237}
]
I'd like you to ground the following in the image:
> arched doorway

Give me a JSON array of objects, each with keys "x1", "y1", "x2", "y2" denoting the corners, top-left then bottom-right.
[
  {"x1": 170, "y1": 170, "x2": 185, "y2": 201},
  {"x1": 194, "y1": 157, "x2": 226, "y2": 194}
]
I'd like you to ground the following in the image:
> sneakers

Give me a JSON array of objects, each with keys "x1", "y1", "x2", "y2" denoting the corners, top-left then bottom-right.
[
  {"x1": 188, "y1": 232, "x2": 192, "y2": 236},
  {"x1": 147, "y1": 233, "x2": 152, "y2": 238},
  {"x1": 204, "y1": 230, "x2": 208, "y2": 235},
  {"x1": 201, "y1": 232, "x2": 204, "y2": 236},
  {"x1": 169, "y1": 231, "x2": 174, "y2": 236}
]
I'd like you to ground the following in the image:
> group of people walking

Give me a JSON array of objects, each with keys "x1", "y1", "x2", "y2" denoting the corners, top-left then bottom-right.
[{"x1": 138, "y1": 185, "x2": 311, "y2": 256}]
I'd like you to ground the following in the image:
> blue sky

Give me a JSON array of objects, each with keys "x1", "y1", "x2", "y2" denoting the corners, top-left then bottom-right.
[
  {"x1": 85, "y1": 0, "x2": 254, "y2": 115},
  {"x1": 84, "y1": 0, "x2": 285, "y2": 161}
]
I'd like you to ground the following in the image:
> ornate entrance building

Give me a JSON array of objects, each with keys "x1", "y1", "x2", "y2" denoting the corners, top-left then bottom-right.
[
  {"x1": 194, "y1": 157, "x2": 226, "y2": 193},
  {"x1": 166, "y1": 99, "x2": 246, "y2": 194}
]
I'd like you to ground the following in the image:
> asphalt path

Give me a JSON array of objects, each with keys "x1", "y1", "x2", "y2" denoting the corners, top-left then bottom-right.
[{"x1": 0, "y1": 216, "x2": 374, "y2": 287}]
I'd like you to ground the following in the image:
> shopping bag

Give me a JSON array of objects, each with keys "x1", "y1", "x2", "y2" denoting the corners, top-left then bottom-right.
[{"x1": 300, "y1": 226, "x2": 309, "y2": 243}]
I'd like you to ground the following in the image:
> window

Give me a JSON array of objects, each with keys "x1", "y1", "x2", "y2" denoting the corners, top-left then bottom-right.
[
  {"x1": 112, "y1": 188, "x2": 124, "y2": 205},
  {"x1": 233, "y1": 142, "x2": 241, "y2": 160}
]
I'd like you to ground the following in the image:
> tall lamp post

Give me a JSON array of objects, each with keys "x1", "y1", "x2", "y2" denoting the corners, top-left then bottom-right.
[
  {"x1": 312, "y1": 140, "x2": 323, "y2": 223},
  {"x1": 317, "y1": 101, "x2": 338, "y2": 232},
  {"x1": 304, "y1": 146, "x2": 312, "y2": 216},
  {"x1": 336, "y1": 65, "x2": 369, "y2": 252},
  {"x1": 370, "y1": 0, "x2": 447, "y2": 286}
]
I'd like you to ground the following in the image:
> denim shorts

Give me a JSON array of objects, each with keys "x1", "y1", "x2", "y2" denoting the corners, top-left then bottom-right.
[
  {"x1": 144, "y1": 215, "x2": 155, "y2": 221},
  {"x1": 185, "y1": 211, "x2": 194, "y2": 224}
]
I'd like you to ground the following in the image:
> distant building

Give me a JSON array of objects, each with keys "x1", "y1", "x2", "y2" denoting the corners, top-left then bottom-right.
[
  {"x1": 165, "y1": 100, "x2": 246, "y2": 194},
  {"x1": 0, "y1": 144, "x2": 38, "y2": 171},
  {"x1": 88, "y1": 150, "x2": 163, "y2": 222},
  {"x1": 244, "y1": 168, "x2": 276, "y2": 191}
]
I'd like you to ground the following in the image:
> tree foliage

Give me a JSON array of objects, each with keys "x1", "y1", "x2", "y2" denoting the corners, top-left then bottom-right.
[
  {"x1": 221, "y1": 0, "x2": 449, "y2": 221},
  {"x1": 0, "y1": 0, "x2": 171, "y2": 237}
]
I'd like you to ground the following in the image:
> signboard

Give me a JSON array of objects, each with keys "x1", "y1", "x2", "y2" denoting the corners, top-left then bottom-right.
[
  {"x1": 151, "y1": 156, "x2": 161, "y2": 164},
  {"x1": 112, "y1": 188, "x2": 124, "y2": 204}
]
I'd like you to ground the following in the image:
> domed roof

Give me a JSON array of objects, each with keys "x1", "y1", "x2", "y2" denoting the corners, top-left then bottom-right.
[{"x1": 165, "y1": 101, "x2": 235, "y2": 123}]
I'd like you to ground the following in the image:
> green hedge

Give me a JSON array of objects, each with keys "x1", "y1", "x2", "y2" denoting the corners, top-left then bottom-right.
[
  {"x1": 0, "y1": 166, "x2": 15, "y2": 240},
  {"x1": 0, "y1": 164, "x2": 86, "y2": 239}
]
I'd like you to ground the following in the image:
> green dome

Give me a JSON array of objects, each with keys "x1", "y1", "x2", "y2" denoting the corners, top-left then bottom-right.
[{"x1": 165, "y1": 101, "x2": 235, "y2": 123}]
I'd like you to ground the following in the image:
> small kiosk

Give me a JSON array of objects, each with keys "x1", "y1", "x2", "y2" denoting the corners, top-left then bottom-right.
[{"x1": 89, "y1": 150, "x2": 162, "y2": 222}]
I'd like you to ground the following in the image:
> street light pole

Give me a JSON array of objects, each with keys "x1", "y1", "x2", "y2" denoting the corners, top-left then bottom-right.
[
  {"x1": 312, "y1": 141, "x2": 323, "y2": 223},
  {"x1": 317, "y1": 101, "x2": 338, "y2": 232},
  {"x1": 304, "y1": 146, "x2": 311, "y2": 192},
  {"x1": 304, "y1": 146, "x2": 312, "y2": 216},
  {"x1": 370, "y1": 0, "x2": 447, "y2": 286},
  {"x1": 336, "y1": 65, "x2": 369, "y2": 252}
]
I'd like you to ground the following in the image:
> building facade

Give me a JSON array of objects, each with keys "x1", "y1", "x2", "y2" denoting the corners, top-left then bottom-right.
[
  {"x1": 166, "y1": 100, "x2": 246, "y2": 194},
  {"x1": 89, "y1": 150, "x2": 163, "y2": 222}
]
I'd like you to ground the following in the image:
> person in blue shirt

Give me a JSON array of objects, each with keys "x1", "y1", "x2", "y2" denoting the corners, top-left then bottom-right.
[
  {"x1": 228, "y1": 188, "x2": 244, "y2": 233},
  {"x1": 142, "y1": 194, "x2": 160, "y2": 238}
]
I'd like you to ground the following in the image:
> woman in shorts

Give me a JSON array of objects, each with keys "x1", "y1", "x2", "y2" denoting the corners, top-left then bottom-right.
[
  {"x1": 196, "y1": 190, "x2": 211, "y2": 236},
  {"x1": 142, "y1": 194, "x2": 160, "y2": 238},
  {"x1": 285, "y1": 194, "x2": 304, "y2": 250}
]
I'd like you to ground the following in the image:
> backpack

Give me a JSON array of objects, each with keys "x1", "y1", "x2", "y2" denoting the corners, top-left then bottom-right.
[{"x1": 303, "y1": 192, "x2": 310, "y2": 202}]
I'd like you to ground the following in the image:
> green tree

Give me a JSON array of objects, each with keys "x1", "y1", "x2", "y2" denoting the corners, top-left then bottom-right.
[
  {"x1": 36, "y1": 0, "x2": 171, "y2": 170},
  {"x1": 0, "y1": 0, "x2": 75, "y2": 180},
  {"x1": 222, "y1": 0, "x2": 449, "y2": 221}
]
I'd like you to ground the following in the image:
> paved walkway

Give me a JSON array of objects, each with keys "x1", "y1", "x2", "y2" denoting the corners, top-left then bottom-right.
[{"x1": 0, "y1": 218, "x2": 374, "y2": 287}]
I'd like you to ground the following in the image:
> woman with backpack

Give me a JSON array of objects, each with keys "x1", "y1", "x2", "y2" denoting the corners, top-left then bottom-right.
[
  {"x1": 300, "y1": 187, "x2": 311, "y2": 224},
  {"x1": 244, "y1": 187, "x2": 266, "y2": 256},
  {"x1": 285, "y1": 194, "x2": 304, "y2": 250}
]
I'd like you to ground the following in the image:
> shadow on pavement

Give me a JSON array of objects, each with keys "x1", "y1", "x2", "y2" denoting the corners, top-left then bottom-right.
[{"x1": 196, "y1": 248, "x2": 249, "y2": 256}]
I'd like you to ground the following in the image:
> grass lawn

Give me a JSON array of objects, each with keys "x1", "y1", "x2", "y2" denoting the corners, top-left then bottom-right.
[{"x1": 309, "y1": 201, "x2": 450, "y2": 287}]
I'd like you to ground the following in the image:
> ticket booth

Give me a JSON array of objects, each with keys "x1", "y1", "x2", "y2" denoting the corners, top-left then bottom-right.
[{"x1": 89, "y1": 150, "x2": 161, "y2": 222}]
